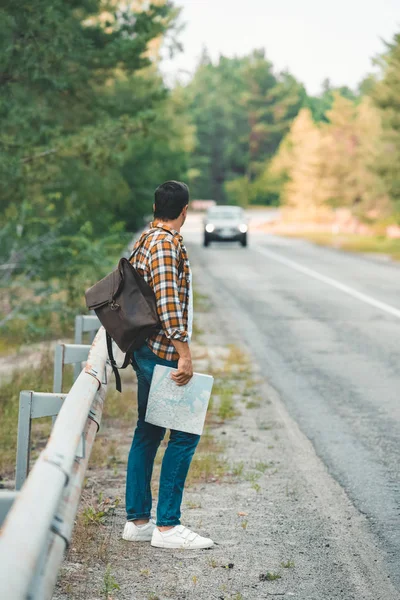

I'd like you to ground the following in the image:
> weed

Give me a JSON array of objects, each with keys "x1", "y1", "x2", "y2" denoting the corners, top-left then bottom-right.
[
  {"x1": 268, "y1": 444, "x2": 274, "y2": 449},
  {"x1": 186, "y1": 452, "x2": 227, "y2": 485},
  {"x1": 245, "y1": 400, "x2": 260, "y2": 409},
  {"x1": 250, "y1": 435, "x2": 259, "y2": 442},
  {"x1": 208, "y1": 558, "x2": 218, "y2": 568},
  {"x1": 140, "y1": 568, "x2": 150, "y2": 576},
  {"x1": 148, "y1": 594, "x2": 160, "y2": 600},
  {"x1": 91, "y1": 437, "x2": 120, "y2": 469},
  {"x1": 241, "y1": 519, "x2": 248, "y2": 530},
  {"x1": 186, "y1": 500, "x2": 202, "y2": 509},
  {"x1": 259, "y1": 572, "x2": 282, "y2": 581},
  {"x1": 198, "y1": 429, "x2": 224, "y2": 453},
  {"x1": 245, "y1": 471, "x2": 261, "y2": 483},
  {"x1": 102, "y1": 564, "x2": 120, "y2": 598},
  {"x1": 82, "y1": 494, "x2": 120, "y2": 526},
  {"x1": 192, "y1": 575, "x2": 198, "y2": 585},
  {"x1": 251, "y1": 483, "x2": 261, "y2": 493},
  {"x1": 232, "y1": 461, "x2": 244, "y2": 477},
  {"x1": 255, "y1": 461, "x2": 271, "y2": 473},
  {"x1": 281, "y1": 560, "x2": 295, "y2": 568},
  {"x1": 258, "y1": 421, "x2": 273, "y2": 431},
  {"x1": 104, "y1": 387, "x2": 137, "y2": 423},
  {"x1": 216, "y1": 385, "x2": 238, "y2": 421}
]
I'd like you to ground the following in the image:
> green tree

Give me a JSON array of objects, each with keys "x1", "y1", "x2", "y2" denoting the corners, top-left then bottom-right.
[
  {"x1": 373, "y1": 32, "x2": 400, "y2": 221},
  {"x1": 0, "y1": 0, "x2": 192, "y2": 339},
  {"x1": 186, "y1": 50, "x2": 304, "y2": 205}
]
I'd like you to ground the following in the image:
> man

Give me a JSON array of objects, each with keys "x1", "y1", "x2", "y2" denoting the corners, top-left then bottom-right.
[{"x1": 122, "y1": 181, "x2": 214, "y2": 550}]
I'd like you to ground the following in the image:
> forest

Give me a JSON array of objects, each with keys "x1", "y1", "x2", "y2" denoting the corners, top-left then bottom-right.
[{"x1": 1, "y1": 0, "x2": 400, "y2": 345}]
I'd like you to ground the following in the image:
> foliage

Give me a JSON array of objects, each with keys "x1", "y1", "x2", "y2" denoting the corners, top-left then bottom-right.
[
  {"x1": 0, "y1": 0, "x2": 192, "y2": 341},
  {"x1": 186, "y1": 50, "x2": 304, "y2": 206},
  {"x1": 271, "y1": 94, "x2": 390, "y2": 223},
  {"x1": 373, "y1": 32, "x2": 400, "y2": 222}
]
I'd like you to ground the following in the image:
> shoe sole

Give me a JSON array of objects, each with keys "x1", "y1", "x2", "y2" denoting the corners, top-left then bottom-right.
[
  {"x1": 122, "y1": 535, "x2": 153, "y2": 542},
  {"x1": 151, "y1": 540, "x2": 214, "y2": 549}
]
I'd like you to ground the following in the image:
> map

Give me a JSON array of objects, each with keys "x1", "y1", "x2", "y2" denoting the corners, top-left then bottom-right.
[{"x1": 145, "y1": 365, "x2": 214, "y2": 435}]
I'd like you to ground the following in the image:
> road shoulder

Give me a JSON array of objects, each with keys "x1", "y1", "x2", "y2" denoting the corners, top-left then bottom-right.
[{"x1": 54, "y1": 275, "x2": 399, "y2": 600}]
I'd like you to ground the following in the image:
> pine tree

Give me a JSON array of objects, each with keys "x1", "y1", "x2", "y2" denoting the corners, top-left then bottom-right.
[{"x1": 373, "y1": 32, "x2": 400, "y2": 221}]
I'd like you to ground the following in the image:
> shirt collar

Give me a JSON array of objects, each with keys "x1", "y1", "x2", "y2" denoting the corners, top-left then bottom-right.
[{"x1": 151, "y1": 221, "x2": 183, "y2": 242}]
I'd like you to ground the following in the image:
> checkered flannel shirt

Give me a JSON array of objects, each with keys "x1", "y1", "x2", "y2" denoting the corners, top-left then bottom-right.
[{"x1": 130, "y1": 222, "x2": 190, "y2": 361}]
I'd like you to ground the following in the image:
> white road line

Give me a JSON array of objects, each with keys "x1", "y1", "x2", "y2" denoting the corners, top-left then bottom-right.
[{"x1": 253, "y1": 244, "x2": 400, "y2": 320}]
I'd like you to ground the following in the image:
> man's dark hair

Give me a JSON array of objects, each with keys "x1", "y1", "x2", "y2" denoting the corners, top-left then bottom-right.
[{"x1": 154, "y1": 181, "x2": 189, "y2": 220}]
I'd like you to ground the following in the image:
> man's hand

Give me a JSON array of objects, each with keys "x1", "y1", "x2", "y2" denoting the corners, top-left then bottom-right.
[
  {"x1": 171, "y1": 340, "x2": 193, "y2": 386},
  {"x1": 171, "y1": 356, "x2": 193, "y2": 386}
]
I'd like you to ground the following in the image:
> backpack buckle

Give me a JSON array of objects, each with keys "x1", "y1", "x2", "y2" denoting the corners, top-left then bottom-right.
[{"x1": 110, "y1": 300, "x2": 120, "y2": 311}]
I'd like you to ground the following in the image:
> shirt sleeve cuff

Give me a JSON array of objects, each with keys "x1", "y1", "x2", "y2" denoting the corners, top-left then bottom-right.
[{"x1": 164, "y1": 328, "x2": 189, "y2": 343}]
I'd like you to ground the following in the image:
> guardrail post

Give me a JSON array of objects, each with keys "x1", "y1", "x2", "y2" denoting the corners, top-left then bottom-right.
[
  {"x1": 74, "y1": 316, "x2": 84, "y2": 383},
  {"x1": 74, "y1": 315, "x2": 100, "y2": 381},
  {"x1": 53, "y1": 344, "x2": 65, "y2": 394},
  {"x1": 15, "y1": 391, "x2": 33, "y2": 491},
  {"x1": 15, "y1": 392, "x2": 66, "y2": 490}
]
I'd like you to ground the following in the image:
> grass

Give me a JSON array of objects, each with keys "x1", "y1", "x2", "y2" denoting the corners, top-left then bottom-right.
[
  {"x1": 81, "y1": 493, "x2": 121, "y2": 526},
  {"x1": 282, "y1": 231, "x2": 400, "y2": 261},
  {"x1": 101, "y1": 564, "x2": 120, "y2": 598},
  {"x1": 281, "y1": 560, "x2": 295, "y2": 568},
  {"x1": 90, "y1": 437, "x2": 120, "y2": 469},
  {"x1": 254, "y1": 461, "x2": 272, "y2": 473},
  {"x1": 103, "y1": 384, "x2": 137, "y2": 423},
  {"x1": 259, "y1": 572, "x2": 282, "y2": 581},
  {"x1": 186, "y1": 452, "x2": 228, "y2": 485},
  {"x1": 211, "y1": 380, "x2": 239, "y2": 422},
  {"x1": 186, "y1": 500, "x2": 202, "y2": 509},
  {"x1": 0, "y1": 353, "x2": 71, "y2": 477},
  {"x1": 193, "y1": 289, "x2": 213, "y2": 312},
  {"x1": 231, "y1": 461, "x2": 244, "y2": 477},
  {"x1": 244, "y1": 471, "x2": 261, "y2": 483},
  {"x1": 245, "y1": 399, "x2": 261, "y2": 409},
  {"x1": 218, "y1": 390, "x2": 238, "y2": 421}
]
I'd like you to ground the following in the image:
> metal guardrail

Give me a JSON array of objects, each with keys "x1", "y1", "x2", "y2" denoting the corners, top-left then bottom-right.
[{"x1": 0, "y1": 323, "x2": 118, "y2": 599}]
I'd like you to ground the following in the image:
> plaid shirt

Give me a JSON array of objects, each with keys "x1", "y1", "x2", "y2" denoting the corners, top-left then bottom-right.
[{"x1": 130, "y1": 222, "x2": 191, "y2": 361}]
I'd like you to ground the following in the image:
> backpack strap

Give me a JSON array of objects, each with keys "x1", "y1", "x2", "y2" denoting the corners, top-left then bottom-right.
[
  {"x1": 129, "y1": 227, "x2": 185, "y2": 274},
  {"x1": 107, "y1": 228, "x2": 184, "y2": 392},
  {"x1": 106, "y1": 331, "x2": 131, "y2": 393}
]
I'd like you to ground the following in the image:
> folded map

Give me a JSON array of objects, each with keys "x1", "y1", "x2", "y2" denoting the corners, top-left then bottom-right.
[{"x1": 145, "y1": 365, "x2": 214, "y2": 435}]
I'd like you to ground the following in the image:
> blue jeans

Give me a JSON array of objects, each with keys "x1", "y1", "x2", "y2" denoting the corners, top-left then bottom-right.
[{"x1": 125, "y1": 343, "x2": 200, "y2": 526}]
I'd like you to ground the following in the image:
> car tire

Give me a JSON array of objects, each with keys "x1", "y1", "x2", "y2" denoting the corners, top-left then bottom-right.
[
  {"x1": 203, "y1": 235, "x2": 210, "y2": 247},
  {"x1": 241, "y1": 234, "x2": 247, "y2": 247}
]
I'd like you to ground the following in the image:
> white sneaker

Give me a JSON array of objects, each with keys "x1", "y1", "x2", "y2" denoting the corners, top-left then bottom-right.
[
  {"x1": 151, "y1": 525, "x2": 214, "y2": 549},
  {"x1": 122, "y1": 520, "x2": 156, "y2": 542}
]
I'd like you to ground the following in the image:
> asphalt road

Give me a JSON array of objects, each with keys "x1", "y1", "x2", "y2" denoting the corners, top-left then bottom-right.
[{"x1": 185, "y1": 219, "x2": 400, "y2": 589}]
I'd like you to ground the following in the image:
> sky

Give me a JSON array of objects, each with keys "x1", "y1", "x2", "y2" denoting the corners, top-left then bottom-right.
[{"x1": 161, "y1": 0, "x2": 400, "y2": 94}]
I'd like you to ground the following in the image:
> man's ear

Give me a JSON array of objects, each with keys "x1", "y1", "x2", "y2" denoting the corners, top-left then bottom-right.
[
  {"x1": 153, "y1": 203, "x2": 156, "y2": 213},
  {"x1": 182, "y1": 205, "x2": 188, "y2": 217}
]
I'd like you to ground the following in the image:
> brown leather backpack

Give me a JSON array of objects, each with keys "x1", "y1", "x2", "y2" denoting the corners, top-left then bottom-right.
[{"x1": 85, "y1": 235, "x2": 161, "y2": 392}]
